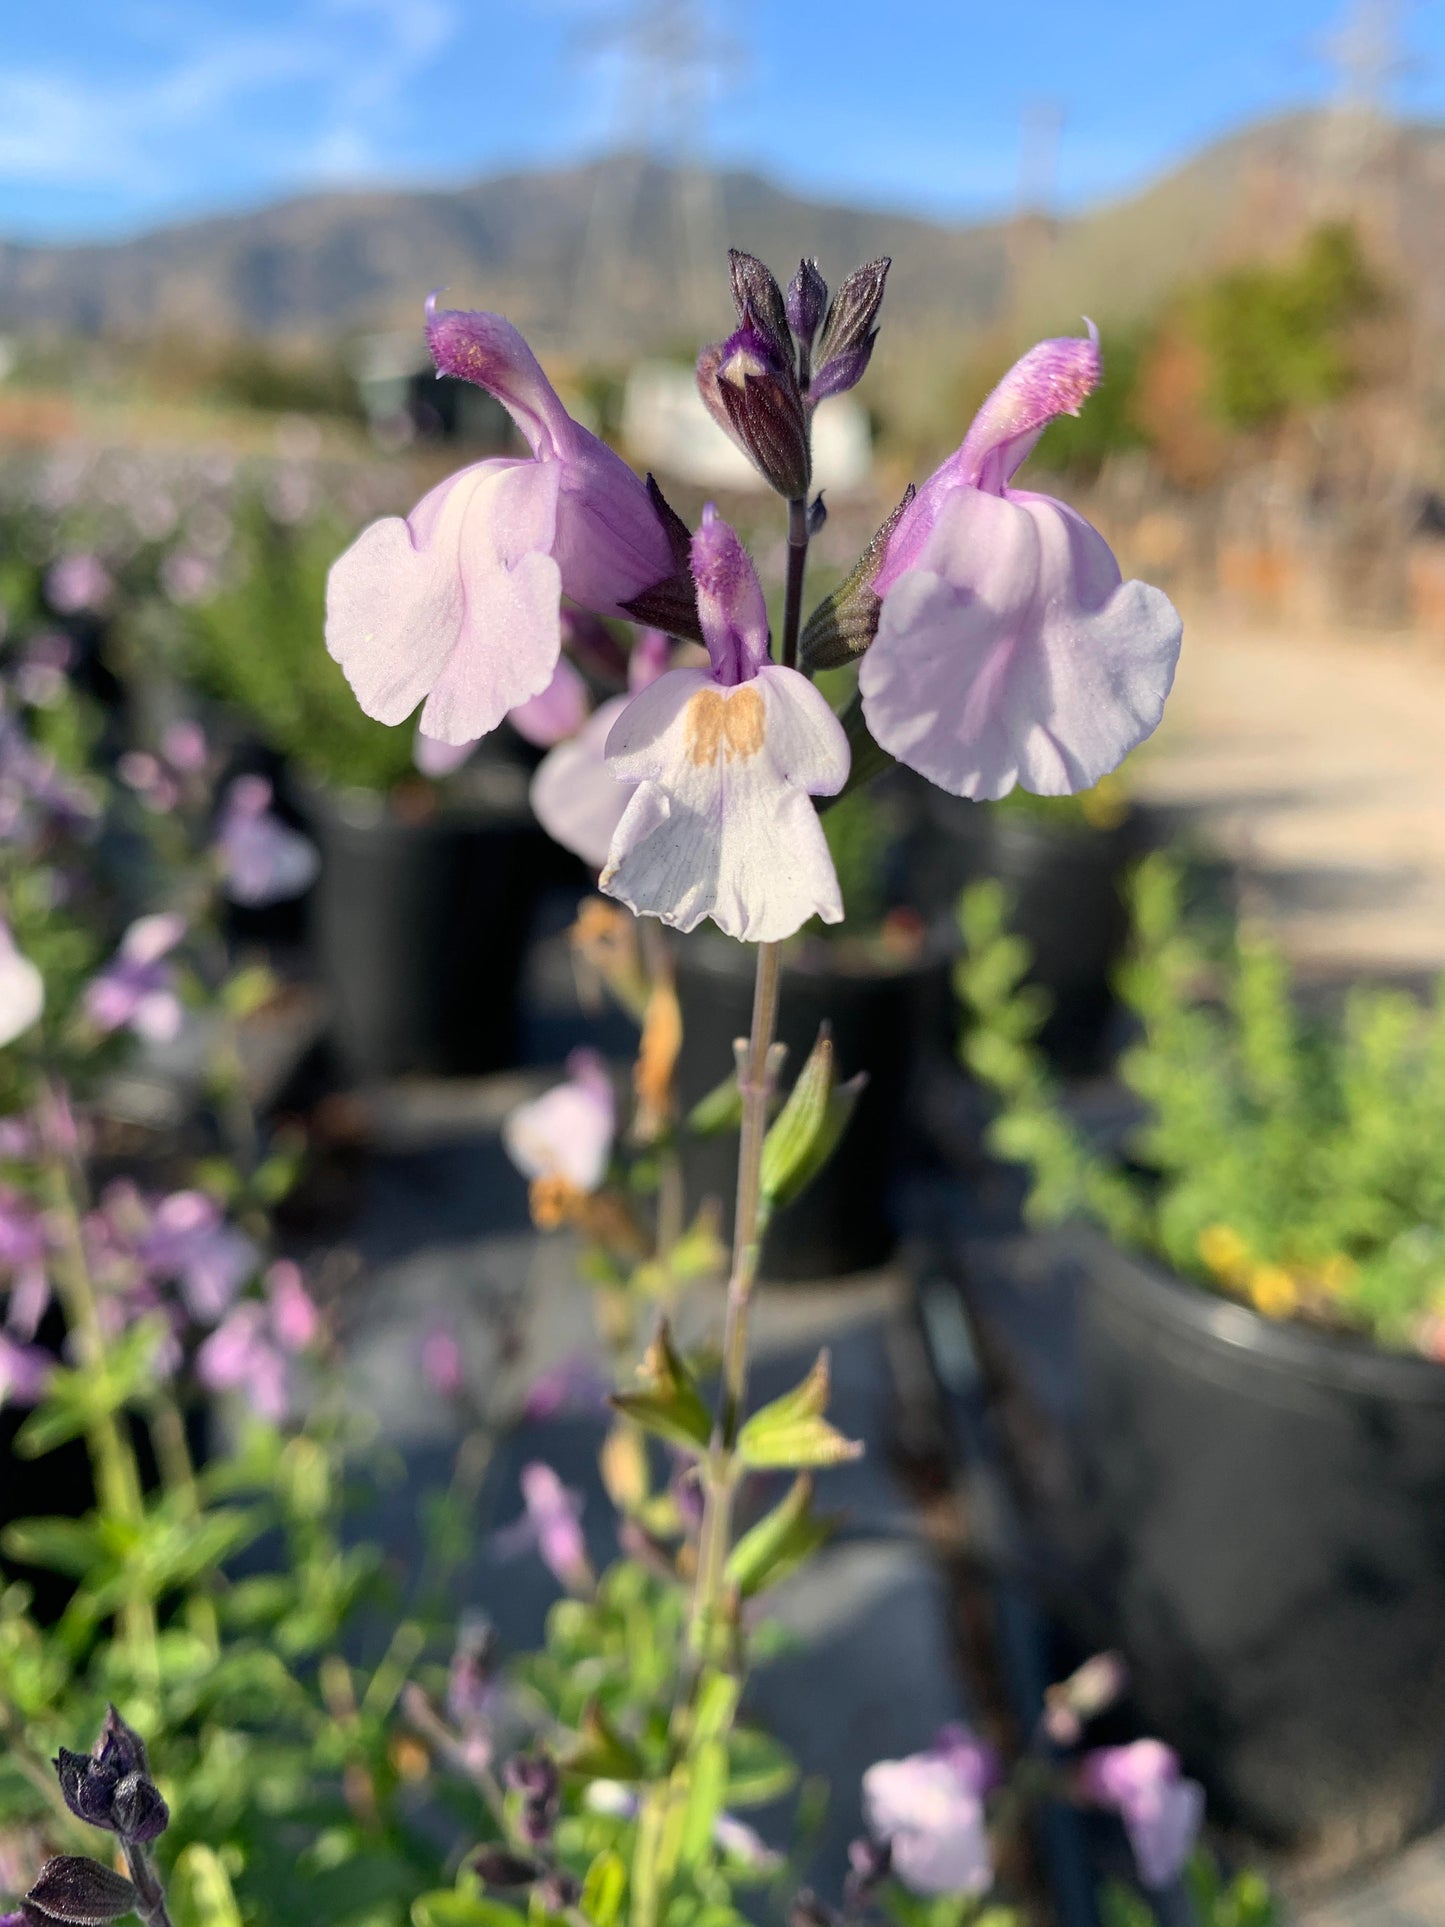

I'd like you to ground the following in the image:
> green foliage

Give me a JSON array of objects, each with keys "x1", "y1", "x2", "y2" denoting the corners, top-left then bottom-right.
[
  {"x1": 1101, "y1": 1852, "x2": 1279, "y2": 1927},
  {"x1": 1192, "y1": 222, "x2": 1379, "y2": 432},
  {"x1": 206, "y1": 345, "x2": 365, "y2": 421},
  {"x1": 820, "y1": 784, "x2": 891, "y2": 931},
  {"x1": 958, "y1": 857, "x2": 1445, "y2": 1349},
  {"x1": 182, "y1": 496, "x2": 417, "y2": 791}
]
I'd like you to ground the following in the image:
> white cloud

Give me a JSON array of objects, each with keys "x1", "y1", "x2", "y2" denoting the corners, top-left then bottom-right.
[{"x1": 0, "y1": 1, "x2": 460, "y2": 203}]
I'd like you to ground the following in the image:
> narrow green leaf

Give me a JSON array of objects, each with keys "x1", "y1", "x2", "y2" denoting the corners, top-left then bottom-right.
[
  {"x1": 580, "y1": 1851, "x2": 627, "y2": 1927},
  {"x1": 686, "y1": 1073, "x2": 744, "y2": 1137},
  {"x1": 725, "y1": 1476, "x2": 834, "y2": 1596},
  {"x1": 562, "y1": 1700, "x2": 646, "y2": 1782},
  {"x1": 610, "y1": 1320, "x2": 711, "y2": 1452}
]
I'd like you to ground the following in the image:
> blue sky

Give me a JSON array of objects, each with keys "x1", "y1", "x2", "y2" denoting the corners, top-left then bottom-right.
[{"x1": 0, "y1": 0, "x2": 1438, "y2": 242}]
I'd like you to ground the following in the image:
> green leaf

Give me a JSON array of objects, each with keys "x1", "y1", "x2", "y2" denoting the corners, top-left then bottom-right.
[
  {"x1": 413, "y1": 1894, "x2": 529, "y2": 1927},
  {"x1": 610, "y1": 1320, "x2": 711, "y2": 1454},
  {"x1": 725, "y1": 1476, "x2": 833, "y2": 1596},
  {"x1": 680, "y1": 1738, "x2": 728, "y2": 1867},
  {"x1": 759, "y1": 1026, "x2": 864, "y2": 1210},
  {"x1": 725, "y1": 1728, "x2": 798, "y2": 1807},
  {"x1": 170, "y1": 1845, "x2": 245, "y2": 1927},
  {"x1": 581, "y1": 1851, "x2": 627, "y2": 1927},
  {"x1": 1, "y1": 1515, "x2": 105, "y2": 1576},
  {"x1": 562, "y1": 1700, "x2": 647, "y2": 1782},
  {"x1": 736, "y1": 1353, "x2": 862, "y2": 1470},
  {"x1": 686, "y1": 1073, "x2": 744, "y2": 1137}
]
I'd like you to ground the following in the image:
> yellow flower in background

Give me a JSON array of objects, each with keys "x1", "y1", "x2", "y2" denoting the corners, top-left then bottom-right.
[
  {"x1": 1249, "y1": 1265, "x2": 1299, "y2": 1320},
  {"x1": 1198, "y1": 1223, "x2": 1251, "y2": 1285}
]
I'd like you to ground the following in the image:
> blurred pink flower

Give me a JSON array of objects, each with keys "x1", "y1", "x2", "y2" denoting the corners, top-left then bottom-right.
[
  {"x1": 215, "y1": 776, "x2": 320, "y2": 906},
  {"x1": 0, "y1": 1187, "x2": 50, "y2": 1340},
  {"x1": 421, "y1": 1323, "x2": 465, "y2": 1398},
  {"x1": 502, "y1": 1050, "x2": 615, "y2": 1193},
  {"x1": 523, "y1": 1355, "x2": 609, "y2": 1422},
  {"x1": 860, "y1": 329, "x2": 1182, "y2": 801},
  {"x1": 529, "y1": 628, "x2": 671, "y2": 871},
  {"x1": 493, "y1": 1461, "x2": 593, "y2": 1593},
  {"x1": 85, "y1": 914, "x2": 186, "y2": 1043},
  {"x1": 140, "y1": 1189, "x2": 259, "y2": 1322},
  {"x1": 196, "y1": 1303, "x2": 290, "y2": 1424},
  {"x1": 265, "y1": 1260, "x2": 320, "y2": 1352},
  {"x1": 862, "y1": 1724, "x2": 1001, "y2": 1896},
  {"x1": 0, "y1": 1332, "x2": 52, "y2": 1409},
  {"x1": 45, "y1": 553, "x2": 113, "y2": 615},
  {"x1": 1078, "y1": 1740, "x2": 1204, "y2": 1890}
]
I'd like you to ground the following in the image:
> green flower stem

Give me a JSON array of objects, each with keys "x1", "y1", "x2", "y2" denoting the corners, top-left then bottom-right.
[
  {"x1": 121, "y1": 1837, "x2": 176, "y2": 1927},
  {"x1": 40, "y1": 1145, "x2": 160, "y2": 1682},
  {"x1": 146, "y1": 1391, "x2": 220, "y2": 1655}
]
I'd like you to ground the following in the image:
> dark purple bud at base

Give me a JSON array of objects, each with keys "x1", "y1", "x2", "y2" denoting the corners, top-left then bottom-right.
[
  {"x1": 539, "y1": 1871, "x2": 582, "y2": 1912},
  {"x1": 812, "y1": 258, "x2": 890, "y2": 402},
  {"x1": 468, "y1": 1847, "x2": 542, "y2": 1890},
  {"x1": 787, "y1": 1890, "x2": 839, "y2": 1927},
  {"x1": 620, "y1": 475, "x2": 703, "y2": 643},
  {"x1": 53, "y1": 1707, "x2": 167, "y2": 1846},
  {"x1": 27, "y1": 1857, "x2": 138, "y2": 1925},
  {"x1": 798, "y1": 486, "x2": 915, "y2": 672},
  {"x1": 787, "y1": 259, "x2": 829, "y2": 349},
  {"x1": 728, "y1": 251, "x2": 792, "y2": 363},
  {"x1": 843, "y1": 1835, "x2": 891, "y2": 1908},
  {"x1": 697, "y1": 326, "x2": 811, "y2": 501},
  {"x1": 505, "y1": 1751, "x2": 561, "y2": 1846}
]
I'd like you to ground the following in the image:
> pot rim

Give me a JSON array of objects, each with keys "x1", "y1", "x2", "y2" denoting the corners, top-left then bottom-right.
[{"x1": 1067, "y1": 1220, "x2": 1445, "y2": 1401}]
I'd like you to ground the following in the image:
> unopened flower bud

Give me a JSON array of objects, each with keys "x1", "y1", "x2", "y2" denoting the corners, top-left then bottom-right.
[
  {"x1": 469, "y1": 1846, "x2": 541, "y2": 1890},
  {"x1": 787, "y1": 259, "x2": 829, "y2": 350},
  {"x1": 728, "y1": 250, "x2": 791, "y2": 362},
  {"x1": 844, "y1": 1835, "x2": 891, "y2": 1907},
  {"x1": 798, "y1": 486, "x2": 915, "y2": 673},
  {"x1": 787, "y1": 1890, "x2": 839, "y2": 1927},
  {"x1": 812, "y1": 258, "x2": 890, "y2": 402},
  {"x1": 697, "y1": 325, "x2": 811, "y2": 500},
  {"x1": 539, "y1": 1871, "x2": 582, "y2": 1912},
  {"x1": 53, "y1": 1707, "x2": 168, "y2": 1845}
]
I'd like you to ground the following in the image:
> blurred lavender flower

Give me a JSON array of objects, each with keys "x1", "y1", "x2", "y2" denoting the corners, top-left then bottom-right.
[
  {"x1": 493, "y1": 1462, "x2": 593, "y2": 1594},
  {"x1": 85, "y1": 914, "x2": 186, "y2": 1044},
  {"x1": 0, "y1": 1188, "x2": 50, "y2": 1339},
  {"x1": 159, "y1": 551, "x2": 220, "y2": 606},
  {"x1": 45, "y1": 554, "x2": 113, "y2": 616},
  {"x1": 529, "y1": 629, "x2": 670, "y2": 871},
  {"x1": 861, "y1": 1724, "x2": 1001, "y2": 1896},
  {"x1": 420, "y1": 1322, "x2": 465, "y2": 1399},
  {"x1": 215, "y1": 776, "x2": 320, "y2": 907},
  {"x1": 502, "y1": 1050, "x2": 615, "y2": 1194},
  {"x1": 0, "y1": 1332, "x2": 53, "y2": 1410},
  {"x1": 1078, "y1": 1741, "x2": 1204, "y2": 1890},
  {"x1": 196, "y1": 1304, "x2": 291, "y2": 1423},
  {"x1": 117, "y1": 752, "x2": 181, "y2": 815},
  {"x1": 522, "y1": 1355, "x2": 608, "y2": 1422}
]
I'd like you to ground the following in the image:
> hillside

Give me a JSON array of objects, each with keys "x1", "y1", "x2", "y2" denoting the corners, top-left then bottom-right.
[{"x1": 1, "y1": 112, "x2": 1440, "y2": 355}]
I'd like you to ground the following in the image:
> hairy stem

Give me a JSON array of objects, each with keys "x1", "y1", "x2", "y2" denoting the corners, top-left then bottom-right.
[
  {"x1": 122, "y1": 1839, "x2": 175, "y2": 1927},
  {"x1": 41, "y1": 1139, "x2": 159, "y2": 1679}
]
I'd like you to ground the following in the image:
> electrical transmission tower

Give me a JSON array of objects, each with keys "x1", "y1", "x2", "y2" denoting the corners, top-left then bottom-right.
[{"x1": 569, "y1": 0, "x2": 741, "y2": 355}]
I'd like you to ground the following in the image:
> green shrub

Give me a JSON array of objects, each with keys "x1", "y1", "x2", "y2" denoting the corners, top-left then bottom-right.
[{"x1": 958, "y1": 855, "x2": 1445, "y2": 1352}]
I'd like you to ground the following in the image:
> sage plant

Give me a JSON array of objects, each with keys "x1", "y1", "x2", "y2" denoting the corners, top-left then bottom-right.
[{"x1": 328, "y1": 247, "x2": 1183, "y2": 1923}]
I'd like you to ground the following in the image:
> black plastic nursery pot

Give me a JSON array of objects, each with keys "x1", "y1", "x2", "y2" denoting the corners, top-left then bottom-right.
[
  {"x1": 1029, "y1": 1225, "x2": 1445, "y2": 1862},
  {"x1": 672, "y1": 933, "x2": 948, "y2": 1280},
  {"x1": 905, "y1": 792, "x2": 1146, "y2": 1071},
  {"x1": 307, "y1": 765, "x2": 548, "y2": 1082}
]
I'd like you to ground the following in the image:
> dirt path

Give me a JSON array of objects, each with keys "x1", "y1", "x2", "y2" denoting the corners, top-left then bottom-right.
[{"x1": 1131, "y1": 608, "x2": 1445, "y2": 982}]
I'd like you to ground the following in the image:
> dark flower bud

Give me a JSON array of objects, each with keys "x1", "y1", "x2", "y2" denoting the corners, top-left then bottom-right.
[
  {"x1": 787, "y1": 259, "x2": 829, "y2": 350},
  {"x1": 505, "y1": 1751, "x2": 560, "y2": 1846},
  {"x1": 812, "y1": 258, "x2": 890, "y2": 401},
  {"x1": 26, "y1": 1857, "x2": 138, "y2": 1924},
  {"x1": 798, "y1": 486, "x2": 915, "y2": 672},
  {"x1": 807, "y1": 494, "x2": 828, "y2": 537},
  {"x1": 843, "y1": 1835, "x2": 891, "y2": 1908},
  {"x1": 697, "y1": 326, "x2": 811, "y2": 501},
  {"x1": 468, "y1": 1846, "x2": 541, "y2": 1890},
  {"x1": 728, "y1": 250, "x2": 791, "y2": 362},
  {"x1": 53, "y1": 1708, "x2": 167, "y2": 1845},
  {"x1": 108, "y1": 1774, "x2": 169, "y2": 1846},
  {"x1": 539, "y1": 1871, "x2": 582, "y2": 1912},
  {"x1": 787, "y1": 1890, "x2": 838, "y2": 1927},
  {"x1": 620, "y1": 475, "x2": 703, "y2": 643}
]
